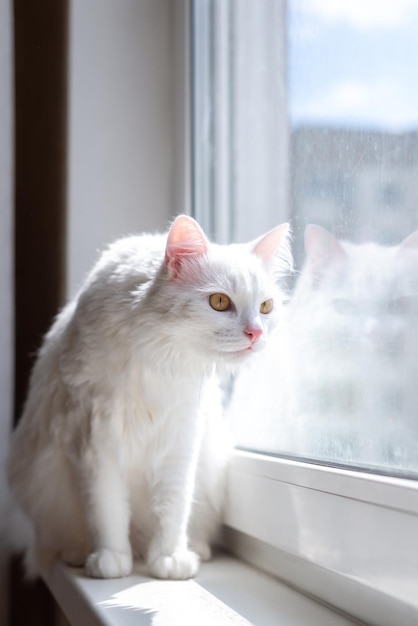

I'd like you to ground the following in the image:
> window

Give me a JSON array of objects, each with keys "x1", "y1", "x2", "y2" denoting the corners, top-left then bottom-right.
[
  {"x1": 192, "y1": 1, "x2": 418, "y2": 624},
  {"x1": 379, "y1": 182, "x2": 402, "y2": 209}
]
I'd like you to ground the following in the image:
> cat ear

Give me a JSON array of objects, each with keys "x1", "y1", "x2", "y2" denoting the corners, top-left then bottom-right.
[
  {"x1": 305, "y1": 224, "x2": 347, "y2": 268},
  {"x1": 399, "y1": 229, "x2": 418, "y2": 252},
  {"x1": 165, "y1": 215, "x2": 209, "y2": 278},
  {"x1": 250, "y1": 223, "x2": 293, "y2": 277},
  {"x1": 304, "y1": 225, "x2": 348, "y2": 286}
]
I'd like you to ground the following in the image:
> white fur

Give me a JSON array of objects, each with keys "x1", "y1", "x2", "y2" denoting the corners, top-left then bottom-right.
[{"x1": 8, "y1": 215, "x2": 291, "y2": 580}]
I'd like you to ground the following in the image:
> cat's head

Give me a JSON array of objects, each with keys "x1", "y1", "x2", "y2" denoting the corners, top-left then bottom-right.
[
  {"x1": 149, "y1": 215, "x2": 292, "y2": 370},
  {"x1": 293, "y1": 224, "x2": 418, "y2": 351}
]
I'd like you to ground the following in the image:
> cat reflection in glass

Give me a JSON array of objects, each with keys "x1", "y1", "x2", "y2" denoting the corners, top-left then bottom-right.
[
  {"x1": 230, "y1": 224, "x2": 418, "y2": 470},
  {"x1": 289, "y1": 225, "x2": 418, "y2": 465},
  {"x1": 8, "y1": 215, "x2": 292, "y2": 579}
]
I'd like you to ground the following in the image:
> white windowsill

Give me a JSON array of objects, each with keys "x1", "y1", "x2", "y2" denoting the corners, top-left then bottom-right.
[
  {"x1": 43, "y1": 553, "x2": 358, "y2": 626},
  {"x1": 224, "y1": 450, "x2": 418, "y2": 626}
]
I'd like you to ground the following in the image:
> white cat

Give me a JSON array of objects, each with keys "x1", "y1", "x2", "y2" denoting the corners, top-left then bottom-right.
[{"x1": 8, "y1": 215, "x2": 291, "y2": 580}]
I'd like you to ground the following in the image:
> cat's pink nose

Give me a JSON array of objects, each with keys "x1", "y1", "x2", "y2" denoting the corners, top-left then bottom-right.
[{"x1": 244, "y1": 327, "x2": 263, "y2": 344}]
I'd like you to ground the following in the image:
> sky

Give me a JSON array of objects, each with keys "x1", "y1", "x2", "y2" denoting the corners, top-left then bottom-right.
[{"x1": 288, "y1": 0, "x2": 418, "y2": 131}]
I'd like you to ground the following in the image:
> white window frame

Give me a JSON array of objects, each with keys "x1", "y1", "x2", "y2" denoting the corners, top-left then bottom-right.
[
  {"x1": 192, "y1": 0, "x2": 289, "y2": 241},
  {"x1": 224, "y1": 450, "x2": 418, "y2": 626},
  {"x1": 188, "y1": 3, "x2": 418, "y2": 625}
]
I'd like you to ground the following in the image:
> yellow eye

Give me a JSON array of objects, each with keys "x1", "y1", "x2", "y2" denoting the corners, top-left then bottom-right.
[
  {"x1": 260, "y1": 299, "x2": 273, "y2": 314},
  {"x1": 209, "y1": 293, "x2": 231, "y2": 312}
]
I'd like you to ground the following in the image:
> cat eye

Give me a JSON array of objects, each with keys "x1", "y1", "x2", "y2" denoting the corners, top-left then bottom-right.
[
  {"x1": 209, "y1": 293, "x2": 232, "y2": 312},
  {"x1": 260, "y1": 299, "x2": 273, "y2": 314}
]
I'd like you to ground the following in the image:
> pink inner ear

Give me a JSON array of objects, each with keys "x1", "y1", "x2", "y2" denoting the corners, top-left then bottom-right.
[
  {"x1": 305, "y1": 224, "x2": 346, "y2": 269},
  {"x1": 251, "y1": 223, "x2": 290, "y2": 264},
  {"x1": 165, "y1": 215, "x2": 209, "y2": 277},
  {"x1": 399, "y1": 229, "x2": 418, "y2": 252}
]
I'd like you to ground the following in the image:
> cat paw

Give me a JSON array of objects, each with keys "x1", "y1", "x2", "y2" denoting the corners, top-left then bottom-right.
[
  {"x1": 85, "y1": 548, "x2": 132, "y2": 578},
  {"x1": 148, "y1": 549, "x2": 199, "y2": 580}
]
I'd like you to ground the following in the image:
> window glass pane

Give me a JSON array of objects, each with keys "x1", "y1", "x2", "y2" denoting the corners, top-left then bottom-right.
[{"x1": 193, "y1": 0, "x2": 418, "y2": 477}]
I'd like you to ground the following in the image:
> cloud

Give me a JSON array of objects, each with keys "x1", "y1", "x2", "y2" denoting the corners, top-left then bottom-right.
[
  {"x1": 292, "y1": 79, "x2": 418, "y2": 130},
  {"x1": 300, "y1": 0, "x2": 418, "y2": 30},
  {"x1": 324, "y1": 81, "x2": 372, "y2": 111}
]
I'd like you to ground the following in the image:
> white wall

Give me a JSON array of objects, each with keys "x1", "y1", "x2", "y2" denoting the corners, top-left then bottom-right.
[
  {"x1": 0, "y1": 0, "x2": 13, "y2": 620},
  {"x1": 68, "y1": 0, "x2": 178, "y2": 296}
]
